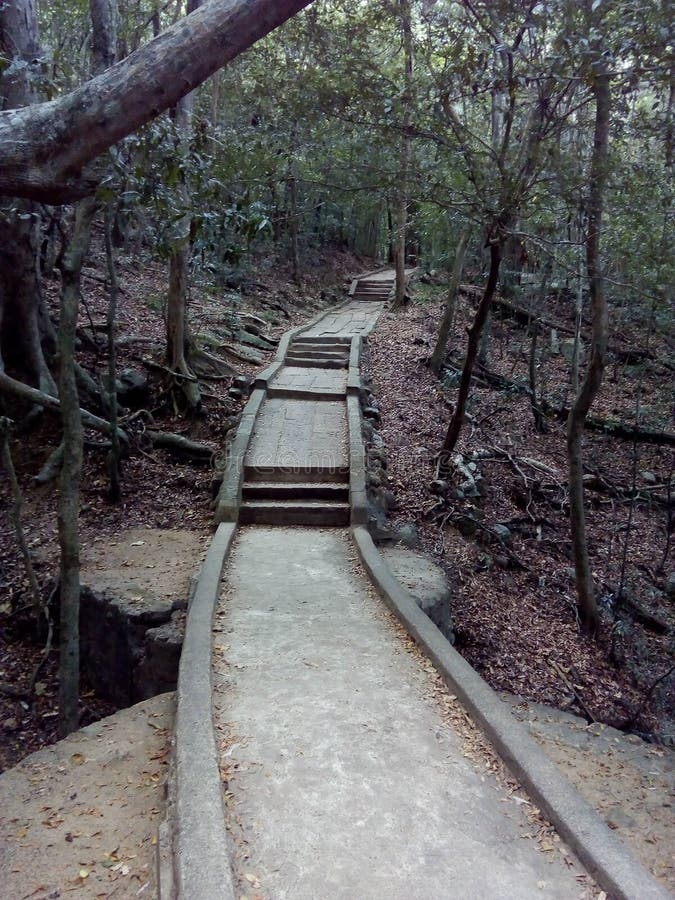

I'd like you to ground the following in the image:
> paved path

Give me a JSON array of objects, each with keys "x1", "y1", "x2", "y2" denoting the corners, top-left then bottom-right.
[
  {"x1": 209, "y1": 273, "x2": 590, "y2": 898},
  {"x1": 213, "y1": 529, "x2": 586, "y2": 899}
]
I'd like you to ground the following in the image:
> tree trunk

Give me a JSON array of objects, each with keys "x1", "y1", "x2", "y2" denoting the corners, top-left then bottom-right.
[
  {"x1": 430, "y1": 223, "x2": 472, "y2": 374},
  {"x1": 287, "y1": 173, "x2": 300, "y2": 280},
  {"x1": 566, "y1": 61, "x2": 611, "y2": 636},
  {"x1": 57, "y1": 197, "x2": 97, "y2": 737},
  {"x1": 166, "y1": 0, "x2": 201, "y2": 412},
  {"x1": 0, "y1": 0, "x2": 316, "y2": 202},
  {"x1": 90, "y1": 0, "x2": 117, "y2": 71},
  {"x1": 440, "y1": 237, "x2": 503, "y2": 463},
  {"x1": 0, "y1": 0, "x2": 56, "y2": 394},
  {"x1": 393, "y1": 0, "x2": 413, "y2": 309}
]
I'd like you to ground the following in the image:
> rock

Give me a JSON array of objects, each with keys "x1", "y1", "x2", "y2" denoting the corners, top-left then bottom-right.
[
  {"x1": 560, "y1": 338, "x2": 585, "y2": 364},
  {"x1": 228, "y1": 387, "x2": 243, "y2": 400},
  {"x1": 550, "y1": 328, "x2": 560, "y2": 354},
  {"x1": 79, "y1": 585, "x2": 186, "y2": 706},
  {"x1": 459, "y1": 479, "x2": 480, "y2": 498},
  {"x1": 457, "y1": 513, "x2": 478, "y2": 537},
  {"x1": 449, "y1": 487, "x2": 465, "y2": 500},
  {"x1": 605, "y1": 806, "x2": 637, "y2": 830},
  {"x1": 382, "y1": 490, "x2": 398, "y2": 511},
  {"x1": 370, "y1": 432, "x2": 385, "y2": 449},
  {"x1": 232, "y1": 374, "x2": 252, "y2": 395},
  {"x1": 429, "y1": 478, "x2": 448, "y2": 495},
  {"x1": 368, "y1": 515, "x2": 395, "y2": 543},
  {"x1": 362, "y1": 406, "x2": 381, "y2": 422},
  {"x1": 115, "y1": 368, "x2": 149, "y2": 409},
  {"x1": 367, "y1": 472, "x2": 383, "y2": 489},
  {"x1": 490, "y1": 524, "x2": 513, "y2": 545},
  {"x1": 396, "y1": 523, "x2": 421, "y2": 549},
  {"x1": 665, "y1": 573, "x2": 675, "y2": 599},
  {"x1": 134, "y1": 611, "x2": 186, "y2": 700},
  {"x1": 235, "y1": 330, "x2": 277, "y2": 351},
  {"x1": 640, "y1": 470, "x2": 657, "y2": 485},
  {"x1": 368, "y1": 448, "x2": 387, "y2": 468},
  {"x1": 381, "y1": 547, "x2": 454, "y2": 643},
  {"x1": 3, "y1": 717, "x2": 19, "y2": 732}
]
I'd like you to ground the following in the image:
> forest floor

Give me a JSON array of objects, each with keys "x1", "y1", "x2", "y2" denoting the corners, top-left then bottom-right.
[
  {"x1": 0, "y1": 247, "x2": 673, "y2": 890},
  {"x1": 0, "y1": 236, "x2": 361, "y2": 771},
  {"x1": 365, "y1": 273, "x2": 674, "y2": 744}
]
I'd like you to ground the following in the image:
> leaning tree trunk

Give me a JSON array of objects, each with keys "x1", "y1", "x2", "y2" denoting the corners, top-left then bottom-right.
[
  {"x1": 0, "y1": 0, "x2": 56, "y2": 395},
  {"x1": 439, "y1": 236, "x2": 503, "y2": 464},
  {"x1": 430, "y1": 223, "x2": 472, "y2": 374},
  {"x1": 566, "y1": 61, "x2": 611, "y2": 636},
  {"x1": 0, "y1": 0, "x2": 316, "y2": 203}
]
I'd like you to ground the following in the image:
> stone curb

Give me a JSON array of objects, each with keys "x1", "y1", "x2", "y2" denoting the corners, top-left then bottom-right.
[
  {"x1": 161, "y1": 522, "x2": 238, "y2": 900},
  {"x1": 351, "y1": 525, "x2": 669, "y2": 900},
  {"x1": 347, "y1": 336, "x2": 368, "y2": 526}
]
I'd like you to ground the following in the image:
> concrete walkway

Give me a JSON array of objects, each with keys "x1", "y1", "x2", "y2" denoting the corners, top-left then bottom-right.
[
  {"x1": 210, "y1": 276, "x2": 589, "y2": 898},
  {"x1": 212, "y1": 529, "x2": 587, "y2": 899}
]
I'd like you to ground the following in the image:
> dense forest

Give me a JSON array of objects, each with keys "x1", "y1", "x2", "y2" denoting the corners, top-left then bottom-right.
[{"x1": 0, "y1": 0, "x2": 673, "y2": 765}]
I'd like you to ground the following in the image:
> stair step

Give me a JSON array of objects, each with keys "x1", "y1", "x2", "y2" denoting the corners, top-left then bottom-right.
[
  {"x1": 242, "y1": 482, "x2": 349, "y2": 501},
  {"x1": 281, "y1": 356, "x2": 347, "y2": 369},
  {"x1": 287, "y1": 347, "x2": 349, "y2": 359},
  {"x1": 295, "y1": 335, "x2": 351, "y2": 345},
  {"x1": 266, "y1": 386, "x2": 346, "y2": 400},
  {"x1": 239, "y1": 500, "x2": 350, "y2": 526},
  {"x1": 244, "y1": 464, "x2": 349, "y2": 484}
]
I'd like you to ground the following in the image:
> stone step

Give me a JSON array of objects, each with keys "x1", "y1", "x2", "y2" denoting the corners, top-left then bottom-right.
[
  {"x1": 239, "y1": 500, "x2": 350, "y2": 526},
  {"x1": 280, "y1": 356, "x2": 348, "y2": 370},
  {"x1": 287, "y1": 347, "x2": 349, "y2": 360},
  {"x1": 242, "y1": 481, "x2": 349, "y2": 501},
  {"x1": 266, "y1": 386, "x2": 346, "y2": 400},
  {"x1": 295, "y1": 335, "x2": 351, "y2": 345},
  {"x1": 244, "y1": 464, "x2": 349, "y2": 484}
]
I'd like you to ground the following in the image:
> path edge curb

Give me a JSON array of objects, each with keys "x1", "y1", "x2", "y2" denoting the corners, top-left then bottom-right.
[
  {"x1": 351, "y1": 524, "x2": 669, "y2": 900},
  {"x1": 159, "y1": 522, "x2": 238, "y2": 900}
]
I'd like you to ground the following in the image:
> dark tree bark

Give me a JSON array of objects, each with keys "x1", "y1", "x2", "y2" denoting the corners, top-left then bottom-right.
[
  {"x1": 0, "y1": 0, "x2": 55, "y2": 393},
  {"x1": 566, "y1": 61, "x2": 611, "y2": 636},
  {"x1": 90, "y1": 0, "x2": 117, "y2": 71},
  {"x1": 430, "y1": 224, "x2": 472, "y2": 374},
  {"x1": 0, "y1": 0, "x2": 316, "y2": 202},
  {"x1": 440, "y1": 236, "x2": 503, "y2": 462}
]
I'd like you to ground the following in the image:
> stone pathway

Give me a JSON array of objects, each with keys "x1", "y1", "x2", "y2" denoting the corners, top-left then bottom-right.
[
  {"x1": 210, "y1": 273, "x2": 592, "y2": 898},
  {"x1": 212, "y1": 530, "x2": 587, "y2": 898}
]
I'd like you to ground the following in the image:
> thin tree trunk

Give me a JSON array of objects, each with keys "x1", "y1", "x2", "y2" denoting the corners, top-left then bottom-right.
[
  {"x1": 566, "y1": 61, "x2": 611, "y2": 636},
  {"x1": 0, "y1": 417, "x2": 44, "y2": 627},
  {"x1": 288, "y1": 173, "x2": 300, "y2": 280},
  {"x1": 57, "y1": 197, "x2": 97, "y2": 737},
  {"x1": 430, "y1": 223, "x2": 472, "y2": 374},
  {"x1": 104, "y1": 205, "x2": 121, "y2": 501},
  {"x1": 166, "y1": 0, "x2": 201, "y2": 412},
  {"x1": 393, "y1": 0, "x2": 412, "y2": 308},
  {"x1": 440, "y1": 238, "x2": 503, "y2": 463}
]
